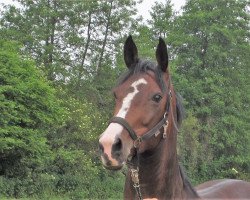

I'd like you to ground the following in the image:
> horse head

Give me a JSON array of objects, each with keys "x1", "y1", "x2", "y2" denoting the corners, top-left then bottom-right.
[{"x1": 99, "y1": 36, "x2": 171, "y2": 170}]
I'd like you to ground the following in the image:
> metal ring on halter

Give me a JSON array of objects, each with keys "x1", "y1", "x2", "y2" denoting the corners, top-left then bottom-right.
[
  {"x1": 164, "y1": 112, "x2": 168, "y2": 119},
  {"x1": 134, "y1": 137, "x2": 142, "y2": 148},
  {"x1": 163, "y1": 120, "x2": 169, "y2": 139}
]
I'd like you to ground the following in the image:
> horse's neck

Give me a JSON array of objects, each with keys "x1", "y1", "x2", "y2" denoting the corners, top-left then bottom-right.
[
  {"x1": 124, "y1": 132, "x2": 198, "y2": 200},
  {"x1": 124, "y1": 95, "x2": 198, "y2": 199},
  {"x1": 124, "y1": 136, "x2": 182, "y2": 199},
  {"x1": 140, "y1": 136, "x2": 184, "y2": 199}
]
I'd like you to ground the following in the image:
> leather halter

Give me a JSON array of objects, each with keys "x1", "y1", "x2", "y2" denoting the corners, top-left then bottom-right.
[
  {"x1": 109, "y1": 77, "x2": 173, "y2": 200},
  {"x1": 109, "y1": 90, "x2": 172, "y2": 147}
]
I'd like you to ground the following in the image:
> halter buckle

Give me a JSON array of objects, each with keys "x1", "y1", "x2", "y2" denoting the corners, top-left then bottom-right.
[
  {"x1": 164, "y1": 112, "x2": 168, "y2": 120},
  {"x1": 131, "y1": 168, "x2": 139, "y2": 185},
  {"x1": 154, "y1": 130, "x2": 161, "y2": 137},
  {"x1": 134, "y1": 137, "x2": 142, "y2": 148},
  {"x1": 163, "y1": 120, "x2": 169, "y2": 139}
]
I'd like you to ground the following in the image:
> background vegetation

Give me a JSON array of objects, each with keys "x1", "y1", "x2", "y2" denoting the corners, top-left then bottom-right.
[{"x1": 0, "y1": 0, "x2": 249, "y2": 199}]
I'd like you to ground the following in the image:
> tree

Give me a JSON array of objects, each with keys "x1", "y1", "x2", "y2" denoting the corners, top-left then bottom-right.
[
  {"x1": 0, "y1": 0, "x2": 68, "y2": 80},
  {"x1": 0, "y1": 0, "x2": 139, "y2": 84},
  {"x1": 148, "y1": 0, "x2": 175, "y2": 38},
  {"x1": 0, "y1": 1, "x2": 140, "y2": 197},
  {"x1": 172, "y1": 0, "x2": 250, "y2": 181},
  {"x1": 0, "y1": 40, "x2": 63, "y2": 182}
]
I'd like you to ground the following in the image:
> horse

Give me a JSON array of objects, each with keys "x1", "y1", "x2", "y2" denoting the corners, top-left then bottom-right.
[{"x1": 98, "y1": 36, "x2": 250, "y2": 199}]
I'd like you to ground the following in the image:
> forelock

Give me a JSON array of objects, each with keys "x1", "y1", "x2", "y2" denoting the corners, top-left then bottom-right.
[{"x1": 116, "y1": 59, "x2": 166, "y2": 92}]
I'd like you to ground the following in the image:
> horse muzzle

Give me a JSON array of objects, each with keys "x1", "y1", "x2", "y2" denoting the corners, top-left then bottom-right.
[{"x1": 99, "y1": 136, "x2": 126, "y2": 170}]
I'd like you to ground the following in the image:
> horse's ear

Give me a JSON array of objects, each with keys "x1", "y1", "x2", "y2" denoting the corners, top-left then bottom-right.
[
  {"x1": 156, "y1": 37, "x2": 168, "y2": 72},
  {"x1": 124, "y1": 35, "x2": 138, "y2": 68}
]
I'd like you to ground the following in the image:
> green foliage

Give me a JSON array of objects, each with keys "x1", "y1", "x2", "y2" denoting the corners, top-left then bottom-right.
[
  {"x1": 148, "y1": 0, "x2": 175, "y2": 38},
  {"x1": 0, "y1": 0, "x2": 139, "y2": 83},
  {"x1": 0, "y1": 39, "x2": 59, "y2": 172},
  {"x1": 178, "y1": 111, "x2": 203, "y2": 185},
  {"x1": 0, "y1": 0, "x2": 249, "y2": 199},
  {"x1": 171, "y1": 0, "x2": 250, "y2": 182},
  {"x1": 0, "y1": 40, "x2": 124, "y2": 199},
  {"x1": 0, "y1": 40, "x2": 64, "y2": 197}
]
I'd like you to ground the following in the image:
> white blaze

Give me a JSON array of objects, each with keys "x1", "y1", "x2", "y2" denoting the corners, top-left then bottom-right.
[
  {"x1": 99, "y1": 78, "x2": 147, "y2": 158},
  {"x1": 117, "y1": 78, "x2": 147, "y2": 118}
]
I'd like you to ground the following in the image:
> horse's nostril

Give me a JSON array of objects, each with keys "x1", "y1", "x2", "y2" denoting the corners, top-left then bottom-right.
[
  {"x1": 112, "y1": 138, "x2": 122, "y2": 154},
  {"x1": 99, "y1": 143, "x2": 104, "y2": 154}
]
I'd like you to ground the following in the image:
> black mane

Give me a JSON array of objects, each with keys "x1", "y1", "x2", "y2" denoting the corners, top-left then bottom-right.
[
  {"x1": 176, "y1": 92, "x2": 185, "y2": 127},
  {"x1": 179, "y1": 165, "x2": 199, "y2": 198}
]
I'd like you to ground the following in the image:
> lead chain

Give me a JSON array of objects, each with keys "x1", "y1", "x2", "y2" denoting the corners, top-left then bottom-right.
[{"x1": 130, "y1": 168, "x2": 143, "y2": 200}]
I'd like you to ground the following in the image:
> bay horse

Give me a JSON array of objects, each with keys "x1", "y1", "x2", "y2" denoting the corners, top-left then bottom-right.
[{"x1": 98, "y1": 36, "x2": 250, "y2": 199}]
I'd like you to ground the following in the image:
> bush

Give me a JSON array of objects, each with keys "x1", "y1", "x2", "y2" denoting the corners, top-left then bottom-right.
[
  {"x1": 0, "y1": 40, "x2": 64, "y2": 198},
  {"x1": 0, "y1": 40, "x2": 125, "y2": 199}
]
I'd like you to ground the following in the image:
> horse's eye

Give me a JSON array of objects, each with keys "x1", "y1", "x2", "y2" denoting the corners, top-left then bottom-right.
[{"x1": 152, "y1": 94, "x2": 162, "y2": 103}]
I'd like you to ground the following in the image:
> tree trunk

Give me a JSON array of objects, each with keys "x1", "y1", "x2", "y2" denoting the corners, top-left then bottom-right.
[
  {"x1": 44, "y1": 0, "x2": 57, "y2": 81},
  {"x1": 96, "y1": 0, "x2": 113, "y2": 74},
  {"x1": 77, "y1": 10, "x2": 92, "y2": 88}
]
